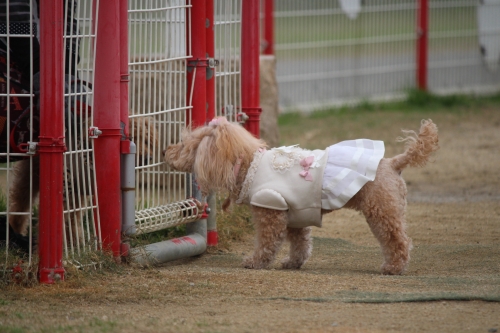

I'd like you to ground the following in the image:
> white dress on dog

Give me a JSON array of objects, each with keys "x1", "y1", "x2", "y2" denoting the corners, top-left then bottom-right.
[
  {"x1": 236, "y1": 140, "x2": 384, "y2": 228},
  {"x1": 321, "y1": 139, "x2": 385, "y2": 210}
]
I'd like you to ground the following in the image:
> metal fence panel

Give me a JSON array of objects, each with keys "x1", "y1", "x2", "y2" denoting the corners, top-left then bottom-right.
[
  {"x1": 128, "y1": 0, "x2": 200, "y2": 234},
  {"x1": 62, "y1": 0, "x2": 101, "y2": 261},
  {"x1": 428, "y1": 0, "x2": 500, "y2": 94},
  {"x1": 0, "y1": 0, "x2": 101, "y2": 270},
  {"x1": 0, "y1": 0, "x2": 39, "y2": 266},
  {"x1": 274, "y1": 0, "x2": 500, "y2": 112},
  {"x1": 215, "y1": 0, "x2": 242, "y2": 121}
]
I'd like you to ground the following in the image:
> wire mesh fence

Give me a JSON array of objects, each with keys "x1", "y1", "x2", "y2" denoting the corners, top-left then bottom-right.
[
  {"x1": 428, "y1": 0, "x2": 500, "y2": 94},
  {"x1": 0, "y1": 0, "x2": 101, "y2": 273},
  {"x1": 215, "y1": 0, "x2": 242, "y2": 121},
  {"x1": 128, "y1": 0, "x2": 199, "y2": 235},
  {"x1": 273, "y1": 0, "x2": 500, "y2": 112},
  {"x1": 0, "y1": 0, "x2": 40, "y2": 266},
  {"x1": 62, "y1": 0, "x2": 100, "y2": 260},
  {"x1": 1, "y1": 0, "x2": 249, "y2": 281}
]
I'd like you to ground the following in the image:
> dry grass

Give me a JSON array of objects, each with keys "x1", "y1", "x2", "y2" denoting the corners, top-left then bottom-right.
[{"x1": 1, "y1": 94, "x2": 500, "y2": 333}]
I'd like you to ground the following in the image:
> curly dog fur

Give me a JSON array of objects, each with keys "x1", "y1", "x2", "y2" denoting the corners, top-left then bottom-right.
[{"x1": 164, "y1": 118, "x2": 439, "y2": 275}]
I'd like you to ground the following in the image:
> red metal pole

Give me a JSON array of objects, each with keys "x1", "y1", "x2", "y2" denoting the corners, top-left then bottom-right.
[
  {"x1": 120, "y1": 0, "x2": 130, "y2": 141},
  {"x1": 205, "y1": 0, "x2": 218, "y2": 246},
  {"x1": 38, "y1": 0, "x2": 66, "y2": 283},
  {"x1": 241, "y1": 0, "x2": 262, "y2": 137},
  {"x1": 263, "y1": 0, "x2": 274, "y2": 56},
  {"x1": 93, "y1": 0, "x2": 122, "y2": 258},
  {"x1": 206, "y1": 0, "x2": 215, "y2": 122},
  {"x1": 186, "y1": 0, "x2": 207, "y2": 128},
  {"x1": 416, "y1": 0, "x2": 428, "y2": 91},
  {"x1": 119, "y1": 0, "x2": 131, "y2": 258}
]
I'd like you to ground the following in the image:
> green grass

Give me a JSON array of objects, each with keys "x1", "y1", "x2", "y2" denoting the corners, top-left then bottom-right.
[
  {"x1": 129, "y1": 224, "x2": 187, "y2": 248},
  {"x1": 278, "y1": 89, "x2": 500, "y2": 149},
  {"x1": 275, "y1": 6, "x2": 478, "y2": 60},
  {"x1": 0, "y1": 317, "x2": 120, "y2": 333},
  {"x1": 279, "y1": 89, "x2": 500, "y2": 127},
  {"x1": 276, "y1": 7, "x2": 476, "y2": 43}
]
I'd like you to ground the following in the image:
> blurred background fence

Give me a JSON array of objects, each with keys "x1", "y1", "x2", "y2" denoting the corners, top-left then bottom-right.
[{"x1": 270, "y1": 0, "x2": 500, "y2": 112}]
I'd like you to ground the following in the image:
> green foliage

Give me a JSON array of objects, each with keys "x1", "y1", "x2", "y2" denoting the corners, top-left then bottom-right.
[
  {"x1": 128, "y1": 224, "x2": 187, "y2": 248},
  {"x1": 405, "y1": 89, "x2": 471, "y2": 109},
  {"x1": 279, "y1": 90, "x2": 500, "y2": 125},
  {"x1": 0, "y1": 325, "x2": 25, "y2": 333}
]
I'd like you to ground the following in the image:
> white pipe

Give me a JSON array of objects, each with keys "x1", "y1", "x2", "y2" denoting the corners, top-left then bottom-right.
[
  {"x1": 130, "y1": 230, "x2": 207, "y2": 266},
  {"x1": 206, "y1": 192, "x2": 218, "y2": 246},
  {"x1": 130, "y1": 174, "x2": 208, "y2": 266},
  {"x1": 121, "y1": 141, "x2": 137, "y2": 236}
]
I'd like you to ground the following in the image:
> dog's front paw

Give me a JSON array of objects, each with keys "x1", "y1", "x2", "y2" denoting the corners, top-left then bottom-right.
[
  {"x1": 381, "y1": 261, "x2": 407, "y2": 275},
  {"x1": 243, "y1": 256, "x2": 257, "y2": 269},
  {"x1": 281, "y1": 256, "x2": 303, "y2": 269},
  {"x1": 242, "y1": 256, "x2": 267, "y2": 269}
]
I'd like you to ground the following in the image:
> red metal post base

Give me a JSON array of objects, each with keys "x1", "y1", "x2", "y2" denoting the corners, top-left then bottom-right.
[
  {"x1": 39, "y1": 268, "x2": 65, "y2": 284},
  {"x1": 241, "y1": 0, "x2": 262, "y2": 138},
  {"x1": 207, "y1": 230, "x2": 218, "y2": 246}
]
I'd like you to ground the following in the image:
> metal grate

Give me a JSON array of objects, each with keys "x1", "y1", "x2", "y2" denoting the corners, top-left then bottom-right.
[
  {"x1": 128, "y1": 0, "x2": 194, "y2": 234},
  {"x1": 274, "y1": 0, "x2": 417, "y2": 112},
  {"x1": 273, "y1": 0, "x2": 500, "y2": 112},
  {"x1": 215, "y1": 0, "x2": 242, "y2": 121},
  {"x1": 428, "y1": 0, "x2": 500, "y2": 94},
  {"x1": 0, "y1": 0, "x2": 39, "y2": 265},
  {"x1": 0, "y1": 0, "x2": 100, "y2": 266},
  {"x1": 62, "y1": 0, "x2": 100, "y2": 258}
]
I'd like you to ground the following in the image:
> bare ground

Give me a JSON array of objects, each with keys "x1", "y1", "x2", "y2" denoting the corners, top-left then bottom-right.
[{"x1": 1, "y1": 106, "x2": 500, "y2": 333}]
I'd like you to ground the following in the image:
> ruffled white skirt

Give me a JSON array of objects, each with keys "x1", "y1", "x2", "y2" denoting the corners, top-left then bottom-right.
[{"x1": 321, "y1": 139, "x2": 385, "y2": 210}]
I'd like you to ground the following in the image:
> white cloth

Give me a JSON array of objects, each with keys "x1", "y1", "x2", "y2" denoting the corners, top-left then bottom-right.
[
  {"x1": 237, "y1": 146, "x2": 328, "y2": 228},
  {"x1": 321, "y1": 139, "x2": 385, "y2": 209},
  {"x1": 236, "y1": 140, "x2": 384, "y2": 228}
]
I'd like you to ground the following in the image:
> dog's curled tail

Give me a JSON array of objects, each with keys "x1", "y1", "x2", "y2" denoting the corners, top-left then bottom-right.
[{"x1": 391, "y1": 119, "x2": 439, "y2": 172}]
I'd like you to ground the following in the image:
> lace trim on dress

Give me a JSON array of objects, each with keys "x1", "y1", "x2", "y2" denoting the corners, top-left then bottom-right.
[
  {"x1": 270, "y1": 145, "x2": 325, "y2": 173},
  {"x1": 236, "y1": 148, "x2": 266, "y2": 204},
  {"x1": 271, "y1": 149, "x2": 303, "y2": 173}
]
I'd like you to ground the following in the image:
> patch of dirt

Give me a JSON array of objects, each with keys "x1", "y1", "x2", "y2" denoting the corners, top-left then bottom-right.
[{"x1": 2, "y1": 107, "x2": 500, "y2": 333}]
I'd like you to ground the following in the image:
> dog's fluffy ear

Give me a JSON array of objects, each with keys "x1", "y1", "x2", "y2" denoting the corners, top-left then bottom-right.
[
  {"x1": 193, "y1": 123, "x2": 236, "y2": 194},
  {"x1": 194, "y1": 120, "x2": 267, "y2": 194}
]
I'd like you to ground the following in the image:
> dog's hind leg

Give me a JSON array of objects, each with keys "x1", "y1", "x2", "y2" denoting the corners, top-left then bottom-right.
[
  {"x1": 281, "y1": 227, "x2": 312, "y2": 269},
  {"x1": 243, "y1": 206, "x2": 288, "y2": 269},
  {"x1": 364, "y1": 209, "x2": 412, "y2": 275},
  {"x1": 8, "y1": 158, "x2": 40, "y2": 235}
]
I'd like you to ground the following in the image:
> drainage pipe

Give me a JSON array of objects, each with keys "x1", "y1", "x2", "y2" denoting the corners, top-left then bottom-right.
[
  {"x1": 131, "y1": 177, "x2": 207, "y2": 266},
  {"x1": 131, "y1": 233, "x2": 207, "y2": 266},
  {"x1": 121, "y1": 141, "x2": 136, "y2": 237}
]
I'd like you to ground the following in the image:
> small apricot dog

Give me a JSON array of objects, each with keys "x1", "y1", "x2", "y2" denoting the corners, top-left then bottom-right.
[{"x1": 164, "y1": 117, "x2": 438, "y2": 275}]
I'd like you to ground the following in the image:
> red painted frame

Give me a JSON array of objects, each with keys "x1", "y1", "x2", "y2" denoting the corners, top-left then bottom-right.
[
  {"x1": 263, "y1": 0, "x2": 274, "y2": 56},
  {"x1": 241, "y1": 0, "x2": 261, "y2": 137},
  {"x1": 93, "y1": 0, "x2": 123, "y2": 259},
  {"x1": 38, "y1": 0, "x2": 66, "y2": 284},
  {"x1": 186, "y1": 0, "x2": 207, "y2": 128},
  {"x1": 416, "y1": 0, "x2": 428, "y2": 91}
]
